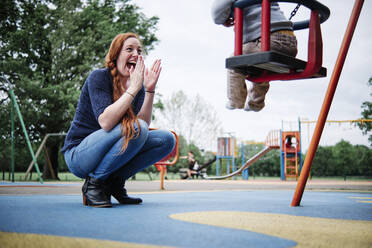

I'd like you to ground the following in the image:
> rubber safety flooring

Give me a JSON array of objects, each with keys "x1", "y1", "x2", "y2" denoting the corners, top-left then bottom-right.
[{"x1": 0, "y1": 180, "x2": 371, "y2": 248}]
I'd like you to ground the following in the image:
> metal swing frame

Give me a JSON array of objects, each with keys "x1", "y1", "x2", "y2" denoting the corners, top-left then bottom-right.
[{"x1": 225, "y1": 0, "x2": 365, "y2": 207}]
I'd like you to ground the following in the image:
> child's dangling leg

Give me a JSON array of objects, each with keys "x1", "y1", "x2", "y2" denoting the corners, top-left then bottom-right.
[
  {"x1": 243, "y1": 31, "x2": 297, "y2": 112},
  {"x1": 244, "y1": 81, "x2": 270, "y2": 112},
  {"x1": 226, "y1": 68, "x2": 247, "y2": 109}
]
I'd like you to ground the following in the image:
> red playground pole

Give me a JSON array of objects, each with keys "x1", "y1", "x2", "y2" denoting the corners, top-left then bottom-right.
[
  {"x1": 261, "y1": 0, "x2": 270, "y2": 51},
  {"x1": 234, "y1": 7, "x2": 243, "y2": 56},
  {"x1": 291, "y1": 0, "x2": 364, "y2": 207}
]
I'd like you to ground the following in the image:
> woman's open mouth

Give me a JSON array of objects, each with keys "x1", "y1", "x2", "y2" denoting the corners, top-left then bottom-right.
[{"x1": 126, "y1": 62, "x2": 136, "y2": 71}]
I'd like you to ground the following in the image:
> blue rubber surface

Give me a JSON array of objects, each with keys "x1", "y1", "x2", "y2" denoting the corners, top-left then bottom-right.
[
  {"x1": 0, "y1": 190, "x2": 371, "y2": 247},
  {"x1": 0, "y1": 181, "x2": 81, "y2": 186}
]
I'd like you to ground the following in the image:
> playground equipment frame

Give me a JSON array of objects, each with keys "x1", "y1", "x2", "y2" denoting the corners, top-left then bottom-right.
[
  {"x1": 206, "y1": 146, "x2": 274, "y2": 180},
  {"x1": 291, "y1": 0, "x2": 365, "y2": 206},
  {"x1": 228, "y1": 0, "x2": 330, "y2": 82},
  {"x1": 24, "y1": 133, "x2": 66, "y2": 180},
  {"x1": 0, "y1": 76, "x2": 43, "y2": 184},
  {"x1": 205, "y1": 130, "x2": 280, "y2": 180},
  {"x1": 154, "y1": 130, "x2": 179, "y2": 190}
]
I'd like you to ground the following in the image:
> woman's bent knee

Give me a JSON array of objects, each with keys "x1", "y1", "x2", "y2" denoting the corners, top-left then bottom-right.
[
  {"x1": 163, "y1": 130, "x2": 176, "y2": 153},
  {"x1": 137, "y1": 119, "x2": 149, "y2": 137},
  {"x1": 64, "y1": 148, "x2": 87, "y2": 179}
]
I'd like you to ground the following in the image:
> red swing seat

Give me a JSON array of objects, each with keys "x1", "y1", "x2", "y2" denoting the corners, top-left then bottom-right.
[{"x1": 226, "y1": 0, "x2": 330, "y2": 83}]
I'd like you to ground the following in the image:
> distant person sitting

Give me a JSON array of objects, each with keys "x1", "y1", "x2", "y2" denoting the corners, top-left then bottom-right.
[
  {"x1": 179, "y1": 152, "x2": 216, "y2": 179},
  {"x1": 187, "y1": 151, "x2": 197, "y2": 178},
  {"x1": 211, "y1": 0, "x2": 298, "y2": 112},
  {"x1": 187, "y1": 151, "x2": 199, "y2": 179}
]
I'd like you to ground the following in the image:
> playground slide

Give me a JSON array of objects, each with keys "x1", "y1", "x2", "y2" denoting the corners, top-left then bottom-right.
[
  {"x1": 196, "y1": 156, "x2": 217, "y2": 172},
  {"x1": 205, "y1": 146, "x2": 274, "y2": 180}
]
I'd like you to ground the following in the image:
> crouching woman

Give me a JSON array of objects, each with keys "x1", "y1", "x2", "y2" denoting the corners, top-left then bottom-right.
[{"x1": 61, "y1": 33, "x2": 175, "y2": 207}]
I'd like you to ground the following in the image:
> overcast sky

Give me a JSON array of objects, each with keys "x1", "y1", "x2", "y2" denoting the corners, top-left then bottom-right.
[{"x1": 134, "y1": 0, "x2": 371, "y2": 151}]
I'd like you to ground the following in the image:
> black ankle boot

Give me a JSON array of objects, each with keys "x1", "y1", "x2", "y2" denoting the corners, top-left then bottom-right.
[
  {"x1": 82, "y1": 177, "x2": 112, "y2": 208},
  {"x1": 107, "y1": 176, "x2": 142, "y2": 204}
]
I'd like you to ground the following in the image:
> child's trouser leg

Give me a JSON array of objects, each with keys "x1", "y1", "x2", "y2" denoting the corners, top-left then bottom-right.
[
  {"x1": 226, "y1": 68, "x2": 247, "y2": 109},
  {"x1": 244, "y1": 31, "x2": 298, "y2": 112},
  {"x1": 244, "y1": 81, "x2": 270, "y2": 112}
]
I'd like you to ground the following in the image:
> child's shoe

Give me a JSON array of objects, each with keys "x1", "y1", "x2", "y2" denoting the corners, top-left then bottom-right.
[{"x1": 244, "y1": 82, "x2": 270, "y2": 112}]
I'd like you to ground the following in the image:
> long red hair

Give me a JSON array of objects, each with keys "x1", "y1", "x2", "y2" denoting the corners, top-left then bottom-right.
[{"x1": 104, "y1": 33, "x2": 141, "y2": 152}]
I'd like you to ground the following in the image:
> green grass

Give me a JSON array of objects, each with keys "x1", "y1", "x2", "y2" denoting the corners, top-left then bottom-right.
[
  {"x1": 0, "y1": 171, "x2": 181, "y2": 182},
  {"x1": 1, "y1": 171, "x2": 370, "y2": 183},
  {"x1": 309, "y1": 176, "x2": 372, "y2": 181},
  {"x1": 1, "y1": 172, "x2": 83, "y2": 182}
]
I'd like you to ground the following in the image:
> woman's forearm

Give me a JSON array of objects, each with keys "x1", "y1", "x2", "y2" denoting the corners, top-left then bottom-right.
[
  {"x1": 98, "y1": 91, "x2": 134, "y2": 131},
  {"x1": 137, "y1": 91, "x2": 155, "y2": 125}
]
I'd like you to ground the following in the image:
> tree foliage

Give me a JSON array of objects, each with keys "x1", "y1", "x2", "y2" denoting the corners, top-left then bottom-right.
[
  {"x1": 357, "y1": 77, "x2": 372, "y2": 145},
  {"x1": 311, "y1": 140, "x2": 371, "y2": 178},
  {"x1": 0, "y1": 0, "x2": 159, "y2": 178}
]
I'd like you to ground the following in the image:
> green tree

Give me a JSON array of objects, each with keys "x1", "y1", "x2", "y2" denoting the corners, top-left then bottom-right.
[
  {"x1": 312, "y1": 146, "x2": 334, "y2": 176},
  {"x1": 357, "y1": 77, "x2": 372, "y2": 145},
  {"x1": 333, "y1": 140, "x2": 356, "y2": 178},
  {"x1": 353, "y1": 144, "x2": 372, "y2": 177},
  {"x1": 0, "y1": 0, "x2": 159, "y2": 179},
  {"x1": 228, "y1": 143, "x2": 281, "y2": 178},
  {"x1": 312, "y1": 141, "x2": 371, "y2": 178},
  {"x1": 252, "y1": 149, "x2": 281, "y2": 177}
]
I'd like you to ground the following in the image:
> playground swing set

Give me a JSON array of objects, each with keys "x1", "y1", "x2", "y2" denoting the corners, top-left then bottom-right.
[
  {"x1": 2, "y1": 0, "x2": 366, "y2": 207},
  {"x1": 224, "y1": 0, "x2": 365, "y2": 206},
  {"x1": 1, "y1": 78, "x2": 44, "y2": 184}
]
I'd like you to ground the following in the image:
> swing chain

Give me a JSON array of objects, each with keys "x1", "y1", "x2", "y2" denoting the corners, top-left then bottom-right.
[{"x1": 289, "y1": 4, "x2": 301, "y2": 21}]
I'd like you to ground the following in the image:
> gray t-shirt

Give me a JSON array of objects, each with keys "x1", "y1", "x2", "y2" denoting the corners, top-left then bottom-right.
[{"x1": 211, "y1": 0, "x2": 293, "y2": 43}]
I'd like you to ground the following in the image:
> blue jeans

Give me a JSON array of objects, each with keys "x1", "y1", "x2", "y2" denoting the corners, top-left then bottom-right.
[{"x1": 64, "y1": 120, "x2": 176, "y2": 181}]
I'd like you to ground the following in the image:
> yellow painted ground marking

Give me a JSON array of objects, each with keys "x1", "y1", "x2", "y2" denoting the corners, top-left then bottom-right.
[
  {"x1": 170, "y1": 211, "x2": 372, "y2": 248},
  {"x1": 349, "y1": 197, "x2": 372, "y2": 200},
  {"x1": 0, "y1": 232, "x2": 172, "y2": 248},
  {"x1": 348, "y1": 197, "x2": 372, "y2": 204}
]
